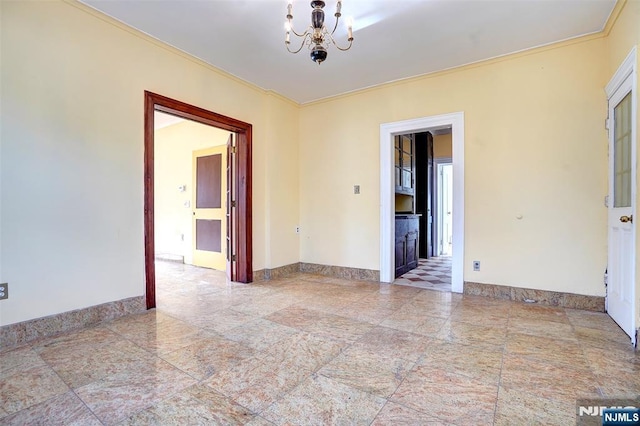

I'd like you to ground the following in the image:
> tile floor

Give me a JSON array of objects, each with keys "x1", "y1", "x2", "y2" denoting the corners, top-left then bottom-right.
[
  {"x1": 394, "y1": 257, "x2": 452, "y2": 292},
  {"x1": 1, "y1": 261, "x2": 638, "y2": 425}
]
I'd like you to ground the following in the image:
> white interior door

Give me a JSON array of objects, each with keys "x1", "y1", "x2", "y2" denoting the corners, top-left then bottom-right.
[{"x1": 607, "y1": 72, "x2": 636, "y2": 343}]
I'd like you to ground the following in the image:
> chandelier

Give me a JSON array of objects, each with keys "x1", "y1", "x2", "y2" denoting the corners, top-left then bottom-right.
[{"x1": 285, "y1": 1, "x2": 354, "y2": 64}]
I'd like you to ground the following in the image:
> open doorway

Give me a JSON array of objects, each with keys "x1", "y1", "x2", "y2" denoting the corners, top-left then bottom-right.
[
  {"x1": 436, "y1": 161, "x2": 453, "y2": 257},
  {"x1": 144, "y1": 92, "x2": 253, "y2": 309},
  {"x1": 379, "y1": 112, "x2": 464, "y2": 293},
  {"x1": 393, "y1": 129, "x2": 453, "y2": 291},
  {"x1": 153, "y1": 112, "x2": 231, "y2": 269}
]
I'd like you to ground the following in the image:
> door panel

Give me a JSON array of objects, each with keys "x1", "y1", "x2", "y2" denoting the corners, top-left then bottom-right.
[
  {"x1": 196, "y1": 155, "x2": 222, "y2": 208},
  {"x1": 608, "y1": 85, "x2": 635, "y2": 342},
  {"x1": 192, "y1": 146, "x2": 227, "y2": 271},
  {"x1": 195, "y1": 219, "x2": 221, "y2": 252}
]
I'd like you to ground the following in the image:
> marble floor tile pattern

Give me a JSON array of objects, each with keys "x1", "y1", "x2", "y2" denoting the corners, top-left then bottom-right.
[
  {"x1": 1, "y1": 260, "x2": 638, "y2": 425},
  {"x1": 394, "y1": 256, "x2": 452, "y2": 291}
]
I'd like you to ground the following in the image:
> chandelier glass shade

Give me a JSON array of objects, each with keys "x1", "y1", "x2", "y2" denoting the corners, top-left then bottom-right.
[{"x1": 285, "y1": 1, "x2": 354, "y2": 64}]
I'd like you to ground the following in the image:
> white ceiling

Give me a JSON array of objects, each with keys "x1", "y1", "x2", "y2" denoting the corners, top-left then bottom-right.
[
  {"x1": 154, "y1": 111, "x2": 184, "y2": 130},
  {"x1": 81, "y1": 0, "x2": 616, "y2": 104}
]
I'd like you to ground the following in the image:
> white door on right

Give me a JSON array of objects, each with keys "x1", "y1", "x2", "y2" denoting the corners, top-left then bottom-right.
[{"x1": 607, "y1": 74, "x2": 635, "y2": 343}]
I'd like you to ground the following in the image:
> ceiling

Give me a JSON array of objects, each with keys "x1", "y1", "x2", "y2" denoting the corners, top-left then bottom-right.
[
  {"x1": 81, "y1": 0, "x2": 616, "y2": 104},
  {"x1": 154, "y1": 111, "x2": 184, "y2": 130}
]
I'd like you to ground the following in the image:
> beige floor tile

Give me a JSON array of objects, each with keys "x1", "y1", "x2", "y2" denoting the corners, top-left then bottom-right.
[
  {"x1": 179, "y1": 307, "x2": 258, "y2": 334},
  {"x1": 206, "y1": 331, "x2": 345, "y2": 413},
  {"x1": 371, "y1": 401, "x2": 451, "y2": 425},
  {"x1": 566, "y1": 309, "x2": 623, "y2": 332},
  {"x1": 121, "y1": 384, "x2": 255, "y2": 425},
  {"x1": 509, "y1": 303, "x2": 570, "y2": 324},
  {"x1": 0, "y1": 363, "x2": 69, "y2": 415},
  {"x1": 391, "y1": 369, "x2": 498, "y2": 425},
  {"x1": 305, "y1": 313, "x2": 376, "y2": 343},
  {"x1": 500, "y1": 354, "x2": 600, "y2": 402},
  {"x1": 318, "y1": 346, "x2": 413, "y2": 397},
  {"x1": 436, "y1": 319, "x2": 507, "y2": 348},
  {"x1": 494, "y1": 386, "x2": 576, "y2": 426},
  {"x1": 39, "y1": 337, "x2": 155, "y2": 389},
  {"x1": 355, "y1": 326, "x2": 431, "y2": 362},
  {"x1": 505, "y1": 332, "x2": 585, "y2": 366},
  {"x1": 75, "y1": 358, "x2": 197, "y2": 425},
  {"x1": 159, "y1": 333, "x2": 254, "y2": 380},
  {"x1": 262, "y1": 374, "x2": 386, "y2": 426},
  {"x1": 264, "y1": 306, "x2": 328, "y2": 329},
  {"x1": 222, "y1": 318, "x2": 298, "y2": 351},
  {"x1": 414, "y1": 339, "x2": 503, "y2": 383},
  {"x1": 507, "y1": 316, "x2": 576, "y2": 340},
  {"x1": 380, "y1": 310, "x2": 448, "y2": 336},
  {"x1": 574, "y1": 325, "x2": 633, "y2": 349},
  {"x1": 400, "y1": 299, "x2": 458, "y2": 319},
  {"x1": 449, "y1": 307, "x2": 510, "y2": 328},
  {"x1": 0, "y1": 391, "x2": 101, "y2": 426},
  {"x1": 0, "y1": 346, "x2": 45, "y2": 377}
]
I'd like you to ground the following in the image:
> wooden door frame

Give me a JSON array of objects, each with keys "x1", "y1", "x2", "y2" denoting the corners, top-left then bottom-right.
[{"x1": 144, "y1": 91, "x2": 253, "y2": 309}]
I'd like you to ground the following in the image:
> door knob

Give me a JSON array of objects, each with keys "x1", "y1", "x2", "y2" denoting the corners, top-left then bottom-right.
[{"x1": 620, "y1": 215, "x2": 633, "y2": 223}]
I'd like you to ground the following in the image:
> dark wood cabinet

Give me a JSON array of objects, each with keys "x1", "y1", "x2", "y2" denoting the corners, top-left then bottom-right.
[
  {"x1": 394, "y1": 134, "x2": 415, "y2": 196},
  {"x1": 395, "y1": 215, "x2": 420, "y2": 277}
]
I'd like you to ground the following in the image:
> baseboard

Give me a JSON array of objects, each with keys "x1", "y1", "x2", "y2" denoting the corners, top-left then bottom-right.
[
  {"x1": 299, "y1": 263, "x2": 380, "y2": 281},
  {"x1": 463, "y1": 281, "x2": 605, "y2": 312},
  {"x1": 0, "y1": 296, "x2": 146, "y2": 350},
  {"x1": 253, "y1": 263, "x2": 301, "y2": 282},
  {"x1": 254, "y1": 262, "x2": 380, "y2": 282}
]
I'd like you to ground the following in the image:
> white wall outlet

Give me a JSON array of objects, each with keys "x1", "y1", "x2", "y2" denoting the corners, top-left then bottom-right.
[
  {"x1": 354, "y1": 185, "x2": 360, "y2": 194},
  {"x1": 295, "y1": 226, "x2": 300, "y2": 234},
  {"x1": 473, "y1": 261, "x2": 480, "y2": 271}
]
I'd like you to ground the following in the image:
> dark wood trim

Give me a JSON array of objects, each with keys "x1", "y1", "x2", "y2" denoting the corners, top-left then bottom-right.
[
  {"x1": 144, "y1": 91, "x2": 253, "y2": 309},
  {"x1": 236, "y1": 131, "x2": 253, "y2": 282},
  {"x1": 144, "y1": 94, "x2": 156, "y2": 309}
]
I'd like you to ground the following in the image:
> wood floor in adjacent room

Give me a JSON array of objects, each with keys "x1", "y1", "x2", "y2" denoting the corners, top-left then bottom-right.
[{"x1": 0, "y1": 260, "x2": 638, "y2": 425}]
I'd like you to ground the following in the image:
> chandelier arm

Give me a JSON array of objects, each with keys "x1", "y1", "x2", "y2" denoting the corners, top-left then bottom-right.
[
  {"x1": 286, "y1": 33, "x2": 311, "y2": 54},
  {"x1": 289, "y1": 23, "x2": 308, "y2": 38},
  {"x1": 327, "y1": 33, "x2": 353, "y2": 52},
  {"x1": 330, "y1": 15, "x2": 340, "y2": 35}
]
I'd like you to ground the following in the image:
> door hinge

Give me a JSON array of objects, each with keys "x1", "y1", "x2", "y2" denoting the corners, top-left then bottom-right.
[
  {"x1": 605, "y1": 118, "x2": 610, "y2": 130},
  {"x1": 231, "y1": 254, "x2": 236, "y2": 262},
  {"x1": 231, "y1": 146, "x2": 237, "y2": 154},
  {"x1": 231, "y1": 200, "x2": 236, "y2": 208}
]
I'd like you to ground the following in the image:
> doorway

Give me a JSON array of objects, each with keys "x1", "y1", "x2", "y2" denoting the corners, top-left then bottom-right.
[
  {"x1": 144, "y1": 91, "x2": 253, "y2": 309},
  {"x1": 436, "y1": 161, "x2": 453, "y2": 256},
  {"x1": 380, "y1": 112, "x2": 465, "y2": 292}
]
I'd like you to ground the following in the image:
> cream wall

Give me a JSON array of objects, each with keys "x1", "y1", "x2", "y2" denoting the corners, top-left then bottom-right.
[
  {"x1": 605, "y1": 0, "x2": 640, "y2": 325},
  {"x1": 434, "y1": 133, "x2": 453, "y2": 159},
  {"x1": 263, "y1": 94, "x2": 301, "y2": 268},
  {"x1": 154, "y1": 119, "x2": 230, "y2": 263},
  {"x1": 0, "y1": 1, "x2": 299, "y2": 326},
  {"x1": 300, "y1": 37, "x2": 609, "y2": 296}
]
